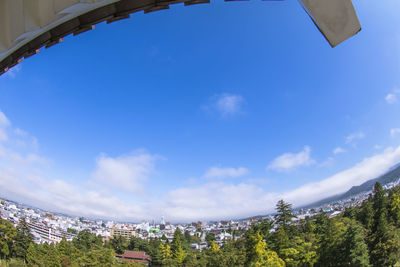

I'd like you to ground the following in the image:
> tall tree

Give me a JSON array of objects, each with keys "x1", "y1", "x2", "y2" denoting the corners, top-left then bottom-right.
[
  {"x1": 316, "y1": 218, "x2": 348, "y2": 266},
  {"x1": 275, "y1": 200, "x2": 296, "y2": 231},
  {"x1": 280, "y1": 235, "x2": 317, "y2": 267},
  {"x1": 252, "y1": 219, "x2": 273, "y2": 241},
  {"x1": 43, "y1": 243, "x2": 62, "y2": 267},
  {"x1": 389, "y1": 189, "x2": 400, "y2": 226},
  {"x1": 204, "y1": 241, "x2": 224, "y2": 267},
  {"x1": 342, "y1": 220, "x2": 370, "y2": 267},
  {"x1": 148, "y1": 238, "x2": 163, "y2": 265},
  {"x1": 72, "y1": 229, "x2": 101, "y2": 252},
  {"x1": 357, "y1": 197, "x2": 373, "y2": 232},
  {"x1": 171, "y1": 232, "x2": 186, "y2": 266},
  {"x1": 205, "y1": 233, "x2": 216, "y2": 246},
  {"x1": 273, "y1": 226, "x2": 290, "y2": 253},
  {"x1": 0, "y1": 218, "x2": 17, "y2": 260},
  {"x1": 160, "y1": 243, "x2": 176, "y2": 266},
  {"x1": 111, "y1": 235, "x2": 126, "y2": 254},
  {"x1": 57, "y1": 238, "x2": 81, "y2": 267},
  {"x1": 368, "y1": 182, "x2": 399, "y2": 266},
  {"x1": 13, "y1": 218, "x2": 34, "y2": 261},
  {"x1": 26, "y1": 243, "x2": 44, "y2": 266},
  {"x1": 371, "y1": 182, "x2": 388, "y2": 233},
  {"x1": 249, "y1": 232, "x2": 285, "y2": 267}
]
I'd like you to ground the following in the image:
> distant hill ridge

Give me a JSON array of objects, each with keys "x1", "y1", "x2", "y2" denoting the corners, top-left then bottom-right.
[{"x1": 302, "y1": 162, "x2": 400, "y2": 209}]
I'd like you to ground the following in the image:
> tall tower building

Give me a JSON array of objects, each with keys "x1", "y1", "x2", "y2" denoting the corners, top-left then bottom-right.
[{"x1": 160, "y1": 216, "x2": 166, "y2": 230}]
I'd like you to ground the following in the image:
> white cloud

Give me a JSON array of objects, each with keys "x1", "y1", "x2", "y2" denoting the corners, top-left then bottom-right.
[
  {"x1": 0, "y1": 110, "x2": 157, "y2": 221},
  {"x1": 205, "y1": 93, "x2": 245, "y2": 117},
  {"x1": 282, "y1": 146, "x2": 400, "y2": 206},
  {"x1": 91, "y1": 151, "x2": 158, "y2": 193},
  {"x1": 217, "y1": 94, "x2": 244, "y2": 116},
  {"x1": 2, "y1": 107, "x2": 400, "y2": 222},
  {"x1": 385, "y1": 87, "x2": 400, "y2": 104},
  {"x1": 0, "y1": 144, "x2": 49, "y2": 168},
  {"x1": 204, "y1": 166, "x2": 249, "y2": 179},
  {"x1": 0, "y1": 111, "x2": 10, "y2": 142},
  {"x1": 10, "y1": 128, "x2": 39, "y2": 150},
  {"x1": 267, "y1": 146, "x2": 315, "y2": 172},
  {"x1": 0, "y1": 142, "x2": 148, "y2": 221},
  {"x1": 0, "y1": 170, "x2": 148, "y2": 221},
  {"x1": 163, "y1": 183, "x2": 277, "y2": 221},
  {"x1": 1, "y1": 112, "x2": 400, "y2": 221},
  {"x1": 0, "y1": 130, "x2": 7, "y2": 143},
  {"x1": 0, "y1": 114, "x2": 10, "y2": 143},
  {"x1": 386, "y1": 93, "x2": 398, "y2": 104},
  {"x1": 391, "y1": 128, "x2": 400, "y2": 138},
  {"x1": 0, "y1": 111, "x2": 10, "y2": 128},
  {"x1": 1, "y1": 139, "x2": 399, "y2": 222},
  {"x1": 163, "y1": 146, "x2": 400, "y2": 221},
  {"x1": 345, "y1": 132, "x2": 365, "y2": 144},
  {"x1": 333, "y1": 147, "x2": 346, "y2": 154},
  {"x1": 14, "y1": 128, "x2": 28, "y2": 137}
]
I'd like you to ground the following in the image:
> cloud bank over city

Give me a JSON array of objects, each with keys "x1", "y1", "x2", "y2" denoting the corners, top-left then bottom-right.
[{"x1": 1, "y1": 107, "x2": 400, "y2": 222}]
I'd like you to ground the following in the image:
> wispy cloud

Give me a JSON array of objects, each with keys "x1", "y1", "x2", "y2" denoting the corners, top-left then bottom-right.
[
  {"x1": 204, "y1": 166, "x2": 249, "y2": 179},
  {"x1": 0, "y1": 111, "x2": 10, "y2": 142},
  {"x1": 391, "y1": 128, "x2": 400, "y2": 138},
  {"x1": 14, "y1": 128, "x2": 28, "y2": 137},
  {"x1": 333, "y1": 147, "x2": 346, "y2": 154},
  {"x1": 267, "y1": 146, "x2": 315, "y2": 172},
  {"x1": 385, "y1": 87, "x2": 400, "y2": 104},
  {"x1": 386, "y1": 93, "x2": 398, "y2": 104},
  {"x1": 0, "y1": 111, "x2": 10, "y2": 127},
  {"x1": 345, "y1": 132, "x2": 365, "y2": 144},
  {"x1": 319, "y1": 157, "x2": 334, "y2": 167},
  {"x1": 0, "y1": 112, "x2": 49, "y2": 167},
  {"x1": 91, "y1": 151, "x2": 158, "y2": 194},
  {"x1": 205, "y1": 93, "x2": 245, "y2": 117}
]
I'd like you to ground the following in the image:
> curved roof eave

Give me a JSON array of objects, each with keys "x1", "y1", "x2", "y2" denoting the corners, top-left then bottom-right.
[{"x1": 0, "y1": 0, "x2": 361, "y2": 76}]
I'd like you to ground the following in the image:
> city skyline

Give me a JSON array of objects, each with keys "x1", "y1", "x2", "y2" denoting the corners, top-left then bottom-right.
[{"x1": 1, "y1": 0, "x2": 400, "y2": 222}]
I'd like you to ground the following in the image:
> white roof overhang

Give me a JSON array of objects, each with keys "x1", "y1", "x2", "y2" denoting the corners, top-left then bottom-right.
[{"x1": 0, "y1": 0, "x2": 361, "y2": 75}]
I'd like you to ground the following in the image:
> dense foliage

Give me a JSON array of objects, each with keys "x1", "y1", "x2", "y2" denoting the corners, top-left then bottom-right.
[{"x1": 1, "y1": 182, "x2": 400, "y2": 266}]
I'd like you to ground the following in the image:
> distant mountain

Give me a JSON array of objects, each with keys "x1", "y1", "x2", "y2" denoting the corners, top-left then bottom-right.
[{"x1": 302, "y1": 163, "x2": 400, "y2": 209}]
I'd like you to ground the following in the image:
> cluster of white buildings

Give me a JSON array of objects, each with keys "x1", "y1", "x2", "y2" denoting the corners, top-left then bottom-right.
[
  {"x1": 109, "y1": 219, "x2": 256, "y2": 249},
  {"x1": 6, "y1": 186, "x2": 386, "y2": 248},
  {"x1": 0, "y1": 197, "x2": 260, "y2": 248},
  {"x1": 0, "y1": 198, "x2": 104, "y2": 243}
]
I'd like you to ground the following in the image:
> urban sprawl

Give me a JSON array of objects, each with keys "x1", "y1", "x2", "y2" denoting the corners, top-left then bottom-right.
[{"x1": 2, "y1": 178, "x2": 399, "y2": 249}]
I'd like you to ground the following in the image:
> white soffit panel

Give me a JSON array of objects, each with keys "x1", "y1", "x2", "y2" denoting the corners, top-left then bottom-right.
[
  {"x1": 299, "y1": 0, "x2": 361, "y2": 47},
  {"x1": 0, "y1": 0, "x2": 119, "y2": 58}
]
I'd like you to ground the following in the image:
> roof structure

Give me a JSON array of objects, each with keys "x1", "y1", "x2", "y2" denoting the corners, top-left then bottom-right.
[
  {"x1": 0, "y1": 0, "x2": 361, "y2": 76},
  {"x1": 116, "y1": 250, "x2": 152, "y2": 264}
]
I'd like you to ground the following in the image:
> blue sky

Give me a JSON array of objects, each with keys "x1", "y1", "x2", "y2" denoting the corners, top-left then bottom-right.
[{"x1": 1, "y1": 0, "x2": 400, "y2": 222}]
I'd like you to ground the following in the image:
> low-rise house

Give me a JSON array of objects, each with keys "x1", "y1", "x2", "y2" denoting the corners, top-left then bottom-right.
[{"x1": 115, "y1": 251, "x2": 152, "y2": 266}]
